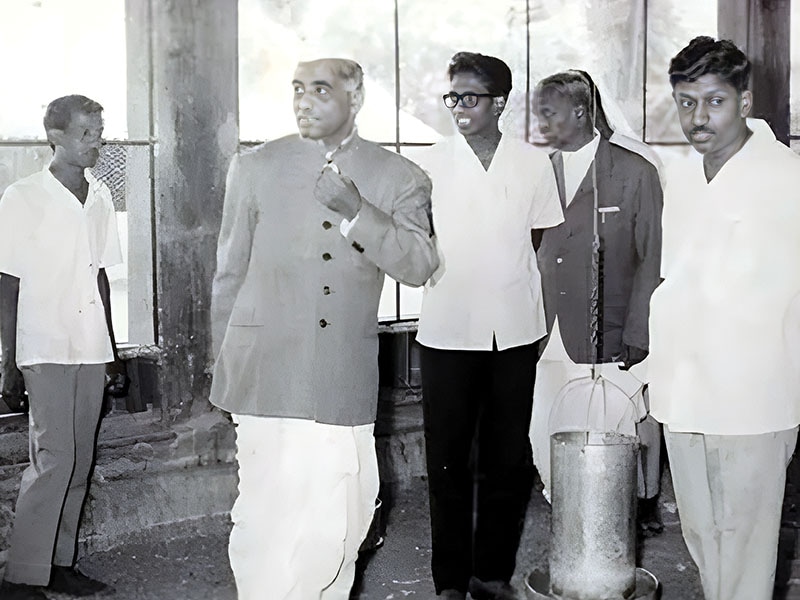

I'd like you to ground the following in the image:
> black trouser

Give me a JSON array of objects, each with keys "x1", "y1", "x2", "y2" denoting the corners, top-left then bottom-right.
[{"x1": 420, "y1": 341, "x2": 538, "y2": 594}]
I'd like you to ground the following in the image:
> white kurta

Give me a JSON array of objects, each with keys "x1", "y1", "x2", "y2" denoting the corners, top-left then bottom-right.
[
  {"x1": 648, "y1": 119, "x2": 800, "y2": 435},
  {"x1": 415, "y1": 134, "x2": 563, "y2": 351}
]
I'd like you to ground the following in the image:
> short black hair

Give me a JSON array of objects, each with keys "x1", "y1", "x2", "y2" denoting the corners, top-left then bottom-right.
[
  {"x1": 447, "y1": 52, "x2": 512, "y2": 99},
  {"x1": 668, "y1": 36, "x2": 751, "y2": 93},
  {"x1": 43, "y1": 94, "x2": 103, "y2": 133},
  {"x1": 535, "y1": 70, "x2": 614, "y2": 138}
]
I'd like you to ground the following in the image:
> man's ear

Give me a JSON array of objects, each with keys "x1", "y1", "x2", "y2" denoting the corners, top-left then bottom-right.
[
  {"x1": 349, "y1": 90, "x2": 364, "y2": 115},
  {"x1": 740, "y1": 90, "x2": 753, "y2": 118},
  {"x1": 45, "y1": 128, "x2": 63, "y2": 149}
]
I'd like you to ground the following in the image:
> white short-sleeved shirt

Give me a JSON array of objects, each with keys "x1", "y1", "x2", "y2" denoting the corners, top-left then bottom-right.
[
  {"x1": 0, "y1": 166, "x2": 122, "y2": 366},
  {"x1": 648, "y1": 119, "x2": 800, "y2": 435},
  {"x1": 415, "y1": 134, "x2": 563, "y2": 351}
]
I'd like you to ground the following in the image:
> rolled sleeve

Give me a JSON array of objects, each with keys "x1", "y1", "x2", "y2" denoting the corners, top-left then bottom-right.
[{"x1": 346, "y1": 165, "x2": 437, "y2": 287}]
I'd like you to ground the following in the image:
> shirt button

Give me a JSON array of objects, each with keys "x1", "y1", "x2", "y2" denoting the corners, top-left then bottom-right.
[
  {"x1": 319, "y1": 319, "x2": 329, "y2": 328},
  {"x1": 556, "y1": 257, "x2": 563, "y2": 264},
  {"x1": 322, "y1": 252, "x2": 332, "y2": 261},
  {"x1": 322, "y1": 221, "x2": 333, "y2": 230},
  {"x1": 323, "y1": 286, "x2": 331, "y2": 295}
]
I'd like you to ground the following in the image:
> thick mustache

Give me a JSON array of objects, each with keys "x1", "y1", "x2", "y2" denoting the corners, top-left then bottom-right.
[{"x1": 691, "y1": 126, "x2": 714, "y2": 135}]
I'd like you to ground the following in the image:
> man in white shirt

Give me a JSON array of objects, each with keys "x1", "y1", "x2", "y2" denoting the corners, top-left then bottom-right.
[
  {"x1": 648, "y1": 36, "x2": 800, "y2": 600},
  {"x1": 0, "y1": 95, "x2": 122, "y2": 599}
]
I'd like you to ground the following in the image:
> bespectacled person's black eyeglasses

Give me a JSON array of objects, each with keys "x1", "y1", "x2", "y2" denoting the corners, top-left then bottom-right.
[{"x1": 442, "y1": 92, "x2": 498, "y2": 108}]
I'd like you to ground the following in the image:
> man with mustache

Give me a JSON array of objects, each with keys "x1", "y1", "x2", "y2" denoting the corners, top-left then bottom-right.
[
  {"x1": 0, "y1": 95, "x2": 121, "y2": 600},
  {"x1": 210, "y1": 58, "x2": 437, "y2": 599},
  {"x1": 648, "y1": 36, "x2": 800, "y2": 600}
]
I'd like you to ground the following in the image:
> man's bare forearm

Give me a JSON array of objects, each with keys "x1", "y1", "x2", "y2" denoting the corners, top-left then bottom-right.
[{"x1": 97, "y1": 268, "x2": 120, "y2": 362}]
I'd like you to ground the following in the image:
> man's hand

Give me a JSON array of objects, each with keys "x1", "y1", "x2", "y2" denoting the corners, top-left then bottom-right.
[
  {"x1": 314, "y1": 164, "x2": 362, "y2": 220},
  {"x1": 1, "y1": 363, "x2": 27, "y2": 412},
  {"x1": 619, "y1": 344, "x2": 648, "y2": 371}
]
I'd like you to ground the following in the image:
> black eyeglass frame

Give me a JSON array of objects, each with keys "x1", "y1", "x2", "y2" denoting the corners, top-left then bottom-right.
[{"x1": 442, "y1": 92, "x2": 499, "y2": 108}]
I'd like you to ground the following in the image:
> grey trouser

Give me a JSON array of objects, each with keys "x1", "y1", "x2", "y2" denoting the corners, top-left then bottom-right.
[
  {"x1": 5, "y1": 363, "x2": 105, "y2": 585},
  {"x1": 665, "y1": 425, "x2": 798, "y2": 600}
]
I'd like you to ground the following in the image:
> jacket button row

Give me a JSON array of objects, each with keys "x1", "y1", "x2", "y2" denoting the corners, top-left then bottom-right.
[
  {"x1": 322, "y1": 221, "x2": 333, "y2": 230},
  {"x1": 322, "y1": 252, "x2": 332, "y2": 261},
  {"x1": 319, "y1": 319, "x2": 329, "y2": 328}
]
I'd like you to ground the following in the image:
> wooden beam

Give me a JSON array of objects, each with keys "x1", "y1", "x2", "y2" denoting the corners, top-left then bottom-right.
[{"x1": 719, "y1": 0, "x2": 791, "y2": 144}]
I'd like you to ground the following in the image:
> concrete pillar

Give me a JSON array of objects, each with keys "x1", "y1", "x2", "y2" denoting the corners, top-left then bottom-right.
[
  {"x1": 125, "y1": 0, "x2": 155, "y2": 346},
  {"x1": 150, "y1": 0, "x2": 238, "y2": 416},
  {"x1": 718, "y1": 0, "x2": 791, "y2": 144}
]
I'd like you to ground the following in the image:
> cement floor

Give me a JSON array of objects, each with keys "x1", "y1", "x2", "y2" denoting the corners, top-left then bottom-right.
[
  {"x1": 38, "y1": 473, "x2": 711, "y2": 600},
  {"x1": 16, "y1": 465, "x2": 800, "y2": 600}
]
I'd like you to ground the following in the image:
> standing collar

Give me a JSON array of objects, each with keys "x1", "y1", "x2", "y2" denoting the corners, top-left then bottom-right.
[{"x1": 319, "y1": 126, "x2": 359, "y2": 161}]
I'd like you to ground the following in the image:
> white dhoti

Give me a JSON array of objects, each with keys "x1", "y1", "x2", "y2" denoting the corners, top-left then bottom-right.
[
  {"x1": 530, "y1": 320, "x2": 655, "y2": 499},
  {"x1": 664, "y1": 425, "x2": 798, "y2": 600},
  {"x1": 230, "y1": 416, "x2": 379, "y2": 600}
]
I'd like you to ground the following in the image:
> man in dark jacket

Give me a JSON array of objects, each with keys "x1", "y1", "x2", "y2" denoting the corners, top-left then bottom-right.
[{"x1": 529, "y1": 71, "x2": 664, "y2": 529}]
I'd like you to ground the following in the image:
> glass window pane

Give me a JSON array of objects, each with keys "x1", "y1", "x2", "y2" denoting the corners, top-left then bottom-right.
[
  {"x1": 377, "y1": 278, "x2": 425, "y2": 322},
  {"x1": 378, "y1": 278, "x2": 399, "y2": 321},
  {"x1": 0, "y1": 0, "x2": 128, "y2": 140},
  {"x1": 94, "y1": 144, "x2": 155, "y2": 346},
  {"x1": 398, "y1": 1, "x2": 528, "y2": 142},
  {"x1": 645, "y1": 0, "x2": 717, "y2": 143},
  {"x1": 526, "y1": 0, "x2": 647, "y2": 143},
  {"x1": 0, "y1": 145, "x2": 51, "y2": 196},
  {"x1": 238, "y1": 0, "x2": 396, "y2": 143}
]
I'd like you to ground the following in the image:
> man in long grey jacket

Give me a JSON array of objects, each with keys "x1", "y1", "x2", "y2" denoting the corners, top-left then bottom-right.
[
  {"x1": 530, "y1": 71, "x2": 664, "y2": 526},
  {"x1": 210, "y1": 58, "x2": 437, "y2": 600}
]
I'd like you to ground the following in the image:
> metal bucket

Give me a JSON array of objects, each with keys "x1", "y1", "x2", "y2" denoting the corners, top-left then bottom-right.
[
  {"x1": 548, "y1": 431, "x2": 639, "y2": 600},
  {"x1": 525, "y1": 568, "x2": 658, "y2": 600}
]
